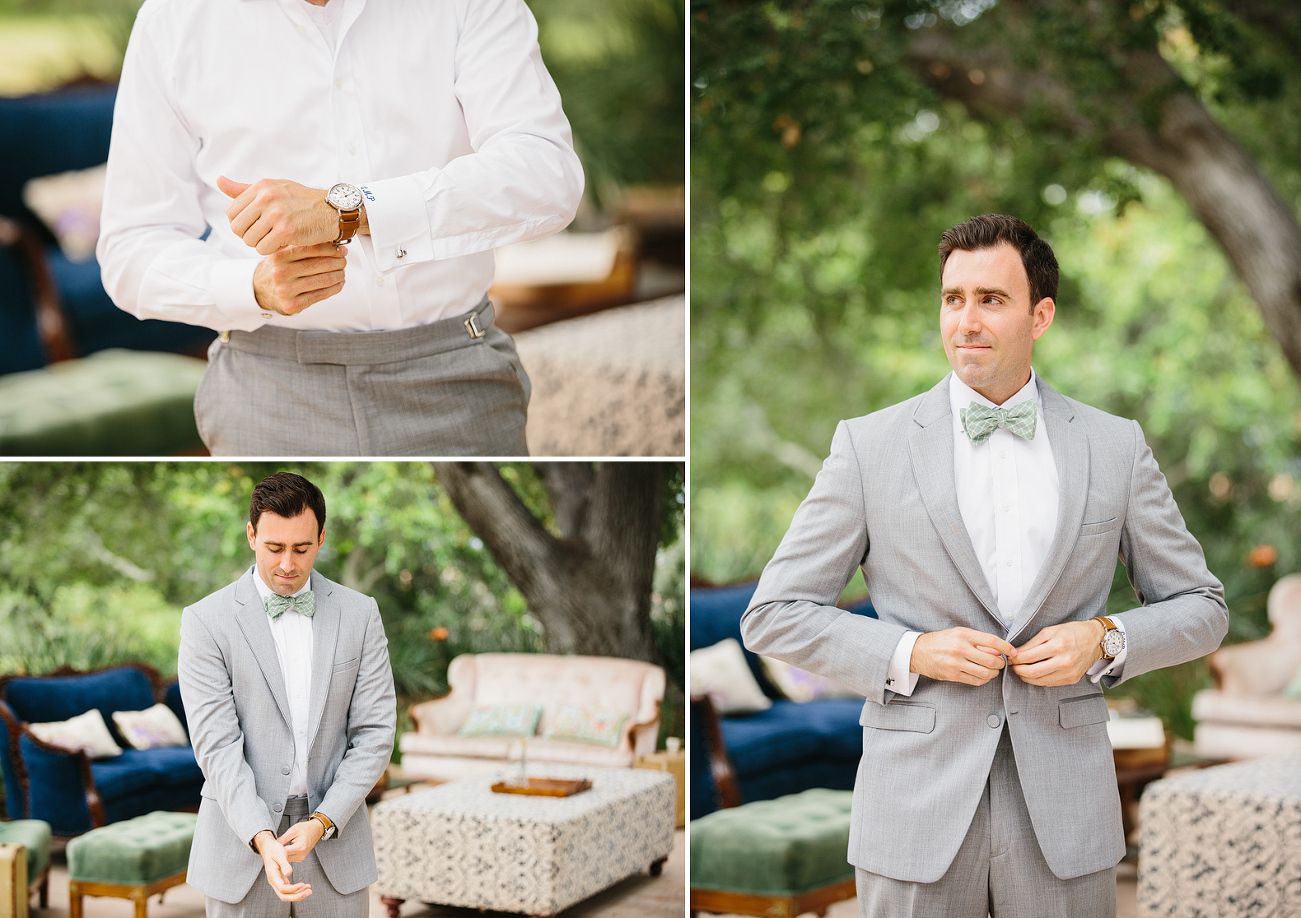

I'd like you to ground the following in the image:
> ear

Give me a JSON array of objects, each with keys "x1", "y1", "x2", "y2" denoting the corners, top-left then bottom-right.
[
  {"x1": 247, "y1": 521, "x2": 257, "y2": 550},
  {"x1": 1030, "y1": 297, "x2": 1055, "y2": 340},
  {"x1": 317, "y1": 528, "x2": 326, "y2": 549}
]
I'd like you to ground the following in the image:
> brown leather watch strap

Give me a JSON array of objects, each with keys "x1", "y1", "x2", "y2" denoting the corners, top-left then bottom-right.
[{"x1": 335, "y1": 208, "x2": 360, "y2": 244}]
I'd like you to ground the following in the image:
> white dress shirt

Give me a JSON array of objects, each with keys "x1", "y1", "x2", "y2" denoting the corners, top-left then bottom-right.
[
  {"x1": 251, "y1": 566, "x2": 314, "y2": 797},
  {"x1": 885, "y1": 371, "x2": 1126, "y2": 694},
  {"x1": 98, "y1": 0, "x2": 584, "y2": 333}
]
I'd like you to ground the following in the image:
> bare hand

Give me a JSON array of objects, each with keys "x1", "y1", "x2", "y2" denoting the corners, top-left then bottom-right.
[
  {"x1": 252, "y1": 242, "x2": 346, "y2": 316},
  {"x1": 910, "y1": 627, "x2": 1015, "y2": 686},
  {"x1": 219, "y1": 176, "x2": 338, "y2": 254},
  {"x1": 277, "y1": 817, "x2": 326, "y2": 863},
  {"x1": 1009, "y1": 620, "x2": 1105, "y2": 686},
  {"x1": 253, "y1": 830, "x2": 312, "y2": 901}
]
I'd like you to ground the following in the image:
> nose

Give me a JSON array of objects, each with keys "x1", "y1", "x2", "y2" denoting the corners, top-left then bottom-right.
[{"x1": 956, "y1": 298, "x2": 982, "y2": 336}]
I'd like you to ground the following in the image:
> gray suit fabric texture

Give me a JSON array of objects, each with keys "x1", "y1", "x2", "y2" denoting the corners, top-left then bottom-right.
[
  {"x1": 854, "y1": 729, "x2": 1115, "y2": 918},
  {"x1": 193, "y1": 302, "x2": 531, "y2": 456},
  {"x1": 203, "y1": 797, "x2": 367, "y2": 918},
  {"x1": 179, "y1": 570, "x2": 397, "y2": 907},
  {"x1": 742, "y1": 374, "x2": 1228, "y2": 889}
]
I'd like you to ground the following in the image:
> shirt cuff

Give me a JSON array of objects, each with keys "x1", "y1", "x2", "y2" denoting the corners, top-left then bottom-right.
[
  {"x1": 1088, "y1": 618, "x2": 1127, "y2": 683},
  {"x1": 885, "y1": 631, "x2": 922, "y2": 697},
  {"x1": 210, "y1": 256, "x2": 272, "y2": 330},
  {"x1": 361, "y1": 175, "x2": 433, "y2": 272}
]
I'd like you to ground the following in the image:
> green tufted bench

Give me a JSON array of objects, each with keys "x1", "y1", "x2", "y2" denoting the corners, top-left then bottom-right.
[
  {"x1": 67, "y1": 811, "x2": 196, "y2": 918},
  {"x1": 0, "y1": 349, "x2": 207, "y2": 456},
  {"x1": 690, "y1": 789, "x2": 856, "y2": 918},
  {"x1": 0, "y1": 820, "x2": 52, "y2": 910}
]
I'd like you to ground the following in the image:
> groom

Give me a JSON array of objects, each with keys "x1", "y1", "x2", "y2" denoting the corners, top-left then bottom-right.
[
  {"x1": 742, "y1": 214, "x2": 1227, "y2": 917},
  {"x1": 178, "y1": 472, "x2": 395, "y2": 917}
]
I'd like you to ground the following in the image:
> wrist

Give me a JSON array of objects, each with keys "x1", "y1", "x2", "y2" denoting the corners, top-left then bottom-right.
[{"x1": 251, "y1": 829, "x2": 275, "y2": 854}]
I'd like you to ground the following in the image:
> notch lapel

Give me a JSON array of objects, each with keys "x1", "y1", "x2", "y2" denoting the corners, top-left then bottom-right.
[
  {"x1": 233, "y1": 571, "x2": 293, "y2": 731},
  {"x1": 1007, "y1": 382, "x2": 1090, "y2": 643},
  {"x1": 305, "y1": 576, "x2": 340, "y2": 759},
  {"x1": 908, "y1": 377, "x2": 1006, "y2": 631}
]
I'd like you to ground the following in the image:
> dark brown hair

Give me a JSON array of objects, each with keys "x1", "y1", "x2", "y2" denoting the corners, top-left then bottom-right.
[
  {"x1": 938, "y1": 214, "x2": 1059, "y2": 308},
  {"x1": 249, "y1": 472, "x2": 326, "y2": 536}
]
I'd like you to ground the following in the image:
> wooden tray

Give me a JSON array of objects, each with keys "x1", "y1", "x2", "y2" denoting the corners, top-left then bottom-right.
[{"x1": 490, "y1": 777, "x2": 592, "y2": 797}]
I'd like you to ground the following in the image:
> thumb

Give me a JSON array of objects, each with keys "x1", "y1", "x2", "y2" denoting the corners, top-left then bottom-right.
[{"x1": 217, "y1": 174, "x2": 250, "y2": 199}]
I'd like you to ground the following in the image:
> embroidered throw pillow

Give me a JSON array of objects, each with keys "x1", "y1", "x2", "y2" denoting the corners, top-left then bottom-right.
[
  {"x1": 458, "y1": 703, "x2": 543, "y2": 737},
  {"x1": 543, "y1": 705, "x2": 630, "y2": 747},
  {"x1": 112, "y1": 703, "x2": 189, "y2": 750},
  {"x1": 689, "y1": 637, "x2": 772, "y2": 714},
  {"x1": 762, "y1": 656, "x2": 861, "y2": 702},
  {"x1": 27, "y1": 707, "x2": 123, "y2": 758}
]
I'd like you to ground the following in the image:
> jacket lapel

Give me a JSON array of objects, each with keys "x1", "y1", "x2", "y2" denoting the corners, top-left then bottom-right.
[
  {"x1": 1007, "y1": 381, "x2": 1090, "y2": 642},
  {"x1": 305, "y1": 574, "x2": 340, "y2": 759},
  {"x1": 908, "y1": 376, "x2": 1006, "y2": 630},
  {"x1": 233, "y1": 570, "x2": 294, "y2": 730}
]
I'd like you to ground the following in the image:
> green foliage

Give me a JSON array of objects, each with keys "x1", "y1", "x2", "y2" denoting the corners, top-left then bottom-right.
[{"x1": 692, "y1": 1, "x2": 1301, "y2": 739}]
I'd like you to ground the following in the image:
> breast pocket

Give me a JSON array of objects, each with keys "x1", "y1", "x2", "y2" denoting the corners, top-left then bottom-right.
[
  {"x1": 331, "y1": 657, "x2": 360, "y2": 675},
  {"x1": 859, "y1": 701, "x2": 936, "y2": 734},
  {"x1": 1079, "y1": 517, "x2": 1120, "y2": 537}
]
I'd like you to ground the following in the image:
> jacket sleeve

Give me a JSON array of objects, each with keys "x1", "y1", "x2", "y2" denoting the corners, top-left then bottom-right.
[
  {"x1": 1105, "y1": 420, "x2": 1228, "y2": 685},
  {"x1": 178, "y1": 607, "x2": 277, "y2": 846},
  {"x1": 316, "y1": 599, "x2": 396, "y2": 836},
  {"x1": 741, "y1": 421, "x2": 910, "y2": 705}
]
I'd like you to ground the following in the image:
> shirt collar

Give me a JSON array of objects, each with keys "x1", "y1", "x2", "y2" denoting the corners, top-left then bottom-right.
[
  {"x1": 948, "y1": 369, "x2": 1041, "y2": 425},
  {"x1": 250, "y1": 565, "x2": 313, "y2": 603}
]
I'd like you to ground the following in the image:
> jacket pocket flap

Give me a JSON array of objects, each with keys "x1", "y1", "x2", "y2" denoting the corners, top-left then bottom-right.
[
  {"x1": 859, "y1": 702, "x2": 935, "y2": 734},
  {"x1": 1058, "y1": 694, "x2": 1109, "y2": 729}
]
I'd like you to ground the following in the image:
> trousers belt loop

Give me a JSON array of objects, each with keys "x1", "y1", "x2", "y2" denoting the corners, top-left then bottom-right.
[{"x1": 464, "y1": 305, "x2": 487, "y2": 340}]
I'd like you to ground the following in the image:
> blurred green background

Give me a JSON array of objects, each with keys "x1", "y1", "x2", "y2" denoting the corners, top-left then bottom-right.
[
  {"x1": 0, "y1": 0, "x2": 684, "y2": 201},
  {"x1": 0, "y1": 462, "x2": 685, "y2": 815},
  {"x1": 692, "y1": 0, "x2": 1301, "y2": 739}
]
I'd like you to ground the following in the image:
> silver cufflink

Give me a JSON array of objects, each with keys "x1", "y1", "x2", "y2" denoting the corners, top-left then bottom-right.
[{"x1": 395, "y1": 247, "x2": 406, "y2": 259}]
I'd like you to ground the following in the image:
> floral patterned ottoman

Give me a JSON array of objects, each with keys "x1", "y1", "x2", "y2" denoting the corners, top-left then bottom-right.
[
  {"x1": 1138, "y1": 754, "x2": 1301, "y2": 916},
  {"x1": 373, "y1": 765, "x2": 676, "y2": 916}
]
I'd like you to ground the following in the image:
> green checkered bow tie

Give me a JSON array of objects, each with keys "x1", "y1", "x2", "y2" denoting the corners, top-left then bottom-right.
[
  {"x1": 265, "y1": 591, "x2": 315, "y2": 621},
  {"x1": 960, "y1": 400, "x2": 1037, "y2": 444}
]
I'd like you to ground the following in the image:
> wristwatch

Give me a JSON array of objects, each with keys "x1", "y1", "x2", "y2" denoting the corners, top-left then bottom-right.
[
  {"x1": 1091, "y1": 616, "x2": 1125, "y2": 660},
  {"x1": 311, "y1": 811, "x2": 336, "y2": 839},
  {"x1": 325, "y1": 183, "x2": 363, "y2": 244}
]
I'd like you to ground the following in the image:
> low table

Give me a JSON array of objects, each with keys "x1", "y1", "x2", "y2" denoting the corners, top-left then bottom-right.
[
  {"x1": 1139, "y1": 754, "x2": 1301, "y2": 915},
  {"x1": 373, "y1": 765, "x2": 675, "y2": 917}
]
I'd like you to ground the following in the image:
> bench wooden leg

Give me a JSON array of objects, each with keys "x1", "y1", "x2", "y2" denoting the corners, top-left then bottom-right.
[{"x1": 68, "y1": 882, "x2": 83, "y2": 918}]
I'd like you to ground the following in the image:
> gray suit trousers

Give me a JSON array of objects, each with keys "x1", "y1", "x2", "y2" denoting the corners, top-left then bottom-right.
[
  {"x1": 194, "y1": 301, "x2": 530, "y2": 456},
  {"x1": 855, "y1": 729, "x2": 1116, "y2": 918},
  {"x1": 204, "y1": 797, "x2": 367, "y2": 918}
]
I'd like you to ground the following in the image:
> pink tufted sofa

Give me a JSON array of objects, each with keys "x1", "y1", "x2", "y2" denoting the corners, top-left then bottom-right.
[{"x1": 398, "y1": 653, "x2": 666, "y2": 780}]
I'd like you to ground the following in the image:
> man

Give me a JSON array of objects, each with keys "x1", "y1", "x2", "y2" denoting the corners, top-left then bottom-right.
[
  {"x1": 179, "y1": 472, "x2": 396, "y2": 916},
  {"x1": 98, "y1": 0, "x2": 584, "y2": 456},
  {"x1": 741, "y1": 215, "x2": 1227, "y2": 917}
]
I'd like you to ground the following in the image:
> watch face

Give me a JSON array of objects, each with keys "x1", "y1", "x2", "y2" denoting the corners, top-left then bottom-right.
[
  {"x1": 327, "y1": 183, "x2": 362, "y2": 210},
  {"x1": 1103, "y1": 629, "x2": 1125, "y2": 657}
]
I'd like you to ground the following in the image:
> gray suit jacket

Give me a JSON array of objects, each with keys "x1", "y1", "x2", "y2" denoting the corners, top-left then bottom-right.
[
  {"x1": 178, "y1": 570, "x2": 396, "y2": 904},
  {"x1": 741, "y1": 375, "x2": 1227, "y2": 883}
]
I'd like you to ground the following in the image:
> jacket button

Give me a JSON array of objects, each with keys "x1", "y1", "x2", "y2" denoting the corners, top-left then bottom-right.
[
  {"x1": 282, "y1": 766, "x2": 290, "y2": 775},
  {"x1": 273, "y1": 803, "x2": 283, "y2": 813},
  {"x1": 987, "y1": 714, "x2": 1002, "y2": 728}
]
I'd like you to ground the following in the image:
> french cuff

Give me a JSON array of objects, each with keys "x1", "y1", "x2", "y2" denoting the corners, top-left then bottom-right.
[
  {"x1": 210, "y1": 257, "x2": 271, "y2": 331},
  {"x1": 885, "y1": 631, "x2": 922, "y2": 696},
  {"x1": 1088, "y1": 618, "x2": 1127, "y2": 684},
  {"x1": 361, "y1": 174, "x2": 433, "y2": 272}
]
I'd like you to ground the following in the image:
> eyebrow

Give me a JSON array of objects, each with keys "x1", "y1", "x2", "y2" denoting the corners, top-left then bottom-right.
[
  {"x1": 942, "y1": 285, "x2": 1013, "y2": 298},
  {"x1": 265, "y1": 540, "x2": 317, "y2": 549}
]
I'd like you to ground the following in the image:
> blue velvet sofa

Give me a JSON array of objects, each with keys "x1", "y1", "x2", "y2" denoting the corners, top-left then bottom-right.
[
  {"x1": 690, "y1": 581, "x2": 876, "y2": 818},
  {"x1": 0, "y1": 83, "x2": 214, "y2": 376},
  {"x1": 0, "y1": 663, "x2": 202, "y2": 837}
]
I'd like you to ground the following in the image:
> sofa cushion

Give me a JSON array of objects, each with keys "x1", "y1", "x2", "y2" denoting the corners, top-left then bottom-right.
[
  {"x1": 722, "y1": 698, "x2": 864, "y2": 779},
  {"x1": 28, "y1": 708, "x2": 122, "y2": 759},
  {"x1": 400, "y1": 732, "x2": 634, "y2": 768},
  {"x1": 91, "y1": 747, "x2": 203, "y2": 804},
  {"x1": 690, "y1": 788, "x2": 854, "y2": 896},
  {"x1": 0, "y1": 349, "x2": 207, "y2": 456},
  {"x1": 0, "y1": 819, "x2": 51, "y2": 879},
  {"x1": 458, "y1": 703, "x2": 542, "y2": 738},
  {"x1": 1192, "y1": 690, "x2": 1301, "y2": 728},
  {"x1": 543, "y1": 704, "x2": 630, "y2": 746},
  {"x1": 66, "y1": 811, "x2": 195, "y2": 885},
  {"x1": 401, "y1": 733, "x2": 515, "y2": 760},
  {"x1": 4, "y1": 667, "x2": 154, "y2": 740},
  {"x1": 112, "y1": 703, "x2": 189, "y2": 750}
]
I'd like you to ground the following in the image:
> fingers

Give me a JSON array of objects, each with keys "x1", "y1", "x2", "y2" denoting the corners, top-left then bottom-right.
[{"x1": 216, "y1": 174, "x2": 251, "y2": 200}]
